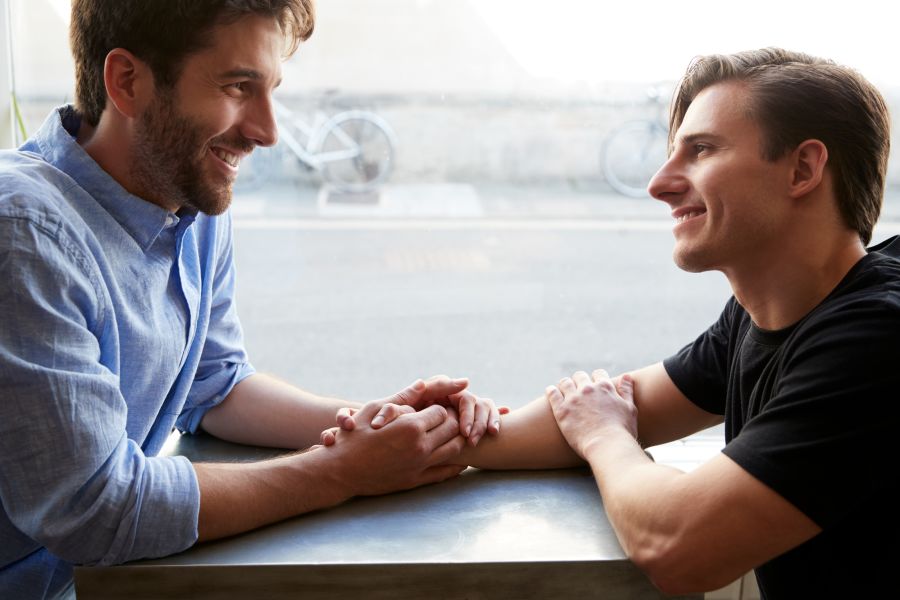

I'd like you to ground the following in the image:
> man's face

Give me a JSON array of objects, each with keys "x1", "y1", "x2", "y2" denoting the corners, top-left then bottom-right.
[
  {"x1": 648, "y1": 82, "x2": 795, "y2": 276},
  {"x1": 130, "y1": 15, "x2": 283, "y2": 216}
]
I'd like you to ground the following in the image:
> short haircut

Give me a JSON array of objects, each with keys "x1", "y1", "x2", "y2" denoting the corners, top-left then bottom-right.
[
  {"x1": 670, "y1": 48, "x2": 891, "y2": 245},
  {"x1": 70, "y1": 0, "x2": 315, "y2": 127}
]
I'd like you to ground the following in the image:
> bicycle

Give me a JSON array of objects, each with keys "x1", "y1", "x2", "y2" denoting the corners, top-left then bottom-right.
[
  {"x1": 601, "y1": 85, "x2": 670, "y2": 198},
  {"x1": 236, "y1": 99, "x2": 398, "y2": 193}
]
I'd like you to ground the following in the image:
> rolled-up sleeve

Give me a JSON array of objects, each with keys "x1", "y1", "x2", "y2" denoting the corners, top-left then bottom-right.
[
  {"x1": 176, "y1": 211, "x2": 255, "y2": 434},
  {"x1": 0, "y1": 215, "x2": 200, "y2": 566}
]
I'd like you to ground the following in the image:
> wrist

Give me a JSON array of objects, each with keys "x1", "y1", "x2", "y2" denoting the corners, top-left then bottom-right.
[
  {"x1": 286, "y1": 448, "x2": 356, "y2": 509},
  {"x1": 579, "y1": 426, "x2": 638, "y2": 463}
]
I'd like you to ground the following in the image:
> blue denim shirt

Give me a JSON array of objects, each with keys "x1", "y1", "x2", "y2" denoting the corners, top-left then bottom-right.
[{"x1": 0, "y1": 106, "x2": 255, "y2": 598}]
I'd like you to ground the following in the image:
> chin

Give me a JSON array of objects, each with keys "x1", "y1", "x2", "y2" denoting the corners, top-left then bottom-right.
[
  {"x1": 672, "y1": 246, "x2": 713, "y2": 274},
  {"x1": 187, "y1": 194, "x2": 232, "y2": 216},
  {"x1": 188, "y1": 181, "x2": 234, "y2": 216}
]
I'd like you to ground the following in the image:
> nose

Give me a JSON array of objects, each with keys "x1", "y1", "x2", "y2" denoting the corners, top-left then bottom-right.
[
  {"x1": 647, "y1": 153, "x2": 688, "y2": 203},
  {"x1": 241, "y1": 95, "x2": 279, "y2": 148}
]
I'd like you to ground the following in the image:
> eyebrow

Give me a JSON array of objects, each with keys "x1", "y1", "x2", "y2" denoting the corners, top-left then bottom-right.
[
  {"x1": 678, "y1": 132, "x2": 727, "y2": 146},
  {"x1": 219, "y1": 68, "x2": 282, "y2": 88}
]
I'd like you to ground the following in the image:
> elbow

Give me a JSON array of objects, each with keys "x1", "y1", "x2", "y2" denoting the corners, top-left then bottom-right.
[
  {"x1": 20, "y1": 515, "x2": 112, "y2": 567},
  {"x1": 629, "y1": 543, "x2": 739, "y2": 595}
]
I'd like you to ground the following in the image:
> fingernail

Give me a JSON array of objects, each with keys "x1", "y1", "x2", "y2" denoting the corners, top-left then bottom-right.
[
  {"x1": 372, "y1": 416, "x2": 385, "y2": 427},
  {"x1": 492, "y1": 420, "x2": 500, "y2": 432},
  {"x1": 464, "y1": 424, "x2": 471, "y2": 437}
]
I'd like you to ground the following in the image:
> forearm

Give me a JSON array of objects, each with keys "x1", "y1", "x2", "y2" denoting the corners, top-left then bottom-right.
[
  {"x1": 582, "y1": 428, "x2": 752, "y2": 592},
  {"x1": 459, "y1": 396, "x2": 583, "y2": 469},
  {"x1": 200, "y1": 373, "x2": 359, "y2": 449},
  {"x1": 584, "y1": 429, "x2": 687, "y2": 549},
  {"x1": 194, "y1": 449, "x2": 349, "y2": 542},
  {"x1": 197, "y1": 402, "x2": 470, "y2": 542}
]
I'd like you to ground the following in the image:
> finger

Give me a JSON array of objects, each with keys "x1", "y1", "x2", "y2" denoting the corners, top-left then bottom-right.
[
  {"x1": 617, "y1": 373, "x2": 635, "y2": 402},
  {"x1": 405, "y1": 404, "x2": 450, "y2": 433},
  {"x1": 355, "y1": 398, "x2": 390, "y2": 421},
  {"x1": 592, "y1": 368, "x2": 611, "y2": 383},
  {"x1": 468, "y1": 399, "x2": 489, "y2": 446},
  {"x1": 427, "y1": 434, "x2": 467, "y2": 466},
  {"x1": 320, "y1": 427, "x2": 338, "y2": 446},
  {"x1": 420, "y1": 407, "x2": 460, "y2": 449},
  {"x1": 486, "y1": 402, "x2": 501, "y2": 436},
  {"x1": 545, "y1": 385, "x2": 564, "y2": 410},
  {"x1": 454, "y1": 391, "x2": 475, "y2": 438},
  {"x1": 421, "y1": 375, "x2": 469, "y2": 404},
  {"x1": 387, "y1": 379, "x2": 427, "y2": 408},
  {"x1": 572, "y1": 370, "x2": 592, "y2": 387},
  {"x1": 419, "y1": 464, "x2": 467, "y2": 485},
  {"x1": 336, "y1": 407, "x2": 357, "y2": 431},
  {"x1": 371, "y1": 403, "x2": 415, "y2": 429},
  {"x1": 557, "y1": 376, "x2": 576, "y2": 396}
]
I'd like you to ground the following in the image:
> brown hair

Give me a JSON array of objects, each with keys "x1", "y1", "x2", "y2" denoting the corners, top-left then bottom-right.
[
  {"x1": 669, "y1": 48, "x2": 890, "y2": 245},
  {"x1": 70, "y1": 0, "x2": 315, "y2": 128}
]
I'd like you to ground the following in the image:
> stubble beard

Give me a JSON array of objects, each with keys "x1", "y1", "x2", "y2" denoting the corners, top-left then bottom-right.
[{"x1": 130, "y1": 90, "x2": 249, "y2": 216}]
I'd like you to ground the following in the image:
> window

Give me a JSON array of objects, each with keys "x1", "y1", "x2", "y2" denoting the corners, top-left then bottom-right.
[{"x1": 4, "y1": 0, "x2": 898, "y2": 411}]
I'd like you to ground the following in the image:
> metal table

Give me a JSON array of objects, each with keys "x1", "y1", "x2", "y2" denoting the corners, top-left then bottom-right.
[{"x1": 74, "y1": 433, "x2": 699, "y2": 599}]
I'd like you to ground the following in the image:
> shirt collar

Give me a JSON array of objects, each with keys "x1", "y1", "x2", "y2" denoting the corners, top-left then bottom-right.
[{"x1": 33, "y1": 105, "x2": 197, "y2": 251}]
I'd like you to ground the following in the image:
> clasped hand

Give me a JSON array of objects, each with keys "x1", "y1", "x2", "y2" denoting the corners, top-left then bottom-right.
[{"x1": 321, "y1": 375, "x2": 507, "y2": 448}]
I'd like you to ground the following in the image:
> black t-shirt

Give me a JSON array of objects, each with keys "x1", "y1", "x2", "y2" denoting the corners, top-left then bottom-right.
[{"x1": 664, "y1": 236, "x2": 900, "y2": 599}]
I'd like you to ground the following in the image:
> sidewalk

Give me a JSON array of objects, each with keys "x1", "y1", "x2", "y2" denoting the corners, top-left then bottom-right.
[{"x1": 233, "y1": 180, "x2": 900, "y2": 225}]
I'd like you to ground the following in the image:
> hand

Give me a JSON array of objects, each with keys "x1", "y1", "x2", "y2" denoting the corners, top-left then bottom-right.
[
  {"x1": 329, "y1": 376, "x2": 508, "y2": 446},
  {"x1": 319, "y1": 403, "x2": 415, "y2": 446},
  {"x1": 322, "y1": 399, "x2": 467, "y2": 497},
  {"x1": 545, "y1": 369, "x2": 638, "y2": 459}
]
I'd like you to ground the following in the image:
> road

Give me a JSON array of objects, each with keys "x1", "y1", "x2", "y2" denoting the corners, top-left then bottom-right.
[
  {"x1": 232, "y1": 184, "x2": 725, "y2": 407},
  {"x1": 231, "y1": 182, "x2": 900, "y2": 423},
  {"x1": 229, "y1": 182, "x2": 900, "y2": 454}
]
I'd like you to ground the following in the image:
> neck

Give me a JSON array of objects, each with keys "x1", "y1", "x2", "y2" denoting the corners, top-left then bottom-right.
[
  {"x1": 725, "y1": 230, "x2": 866, "y2": 330},
  {"x1": 77, "y1": 111, "x2": 179, "y2": 212}
]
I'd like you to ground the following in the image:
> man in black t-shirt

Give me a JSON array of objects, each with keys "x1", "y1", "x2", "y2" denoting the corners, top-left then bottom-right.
[
  {"x1": 440, "y1": 48, "x2": 898, "y2": 598},
  {"x1": 335, "y1": 47, "x2": 896, "y2": 597}
]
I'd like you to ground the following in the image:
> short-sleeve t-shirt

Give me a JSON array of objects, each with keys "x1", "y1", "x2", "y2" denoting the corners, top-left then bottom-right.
[{"x1": 664, "y1": 236, "x2": 900, "y2": 599}]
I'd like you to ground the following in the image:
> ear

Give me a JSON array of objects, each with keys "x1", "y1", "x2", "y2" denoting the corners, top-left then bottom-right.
[
  {"x1": 787, "y1": 139, "x2": 828, "y2": 199},
  {"x1": 103, "y1": 48, "x2": 154, "y2": 120}
]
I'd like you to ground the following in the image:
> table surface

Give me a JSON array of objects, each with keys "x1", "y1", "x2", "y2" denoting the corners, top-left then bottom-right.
[{"x1": 74, "y1": 433, "x2": 700, "y2": 599}]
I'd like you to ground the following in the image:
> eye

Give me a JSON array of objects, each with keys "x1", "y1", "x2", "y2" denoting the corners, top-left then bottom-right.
[
  {"x1": 227, "y1": 81, "x2": 247, "y2": 94},
  {"x1": 693, "y1": 143, "x2": 710, "y2": 155}
]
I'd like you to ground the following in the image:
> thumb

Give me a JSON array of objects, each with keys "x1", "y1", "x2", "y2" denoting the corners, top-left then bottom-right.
[{"x1": 388, "y1": 379, "x2": 426, "y2": 407}]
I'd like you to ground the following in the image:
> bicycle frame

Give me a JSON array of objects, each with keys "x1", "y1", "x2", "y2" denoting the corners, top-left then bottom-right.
[{"x1": 274, "y1": 101, "x2": 361, "y2": 172}]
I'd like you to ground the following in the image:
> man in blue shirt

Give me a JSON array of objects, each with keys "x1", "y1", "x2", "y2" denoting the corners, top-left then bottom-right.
[{"x1": 0, "y1": 2, "x2": 500, "y2": 598}]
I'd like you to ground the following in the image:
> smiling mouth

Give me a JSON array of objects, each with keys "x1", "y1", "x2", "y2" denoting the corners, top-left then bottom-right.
[
  {"x1": 676, "y1": 210, "x2": 705, "y2": 224},
  {"x1": 672, "y1": 205, "x2": 708, "y2": 224},
  {"x1": 211, "y1": 147, "x2": 240, "y2": 168}
]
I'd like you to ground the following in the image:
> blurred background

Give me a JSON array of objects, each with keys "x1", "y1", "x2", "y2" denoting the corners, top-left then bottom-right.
[
  {"x1": 3, "y1": 0, "x2": 899, "y2": 404},
  {"x1": 5, "y1": 0, "x2": 900, "y2": 188}
]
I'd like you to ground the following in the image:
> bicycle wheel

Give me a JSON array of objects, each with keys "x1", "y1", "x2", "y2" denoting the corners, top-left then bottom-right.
[
  {"x1": 601, "y1": 121, "x2": 668, "y2": 198},
  {"x1": 310, "y1": 110, "x2": 397, "y2": 193}
]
